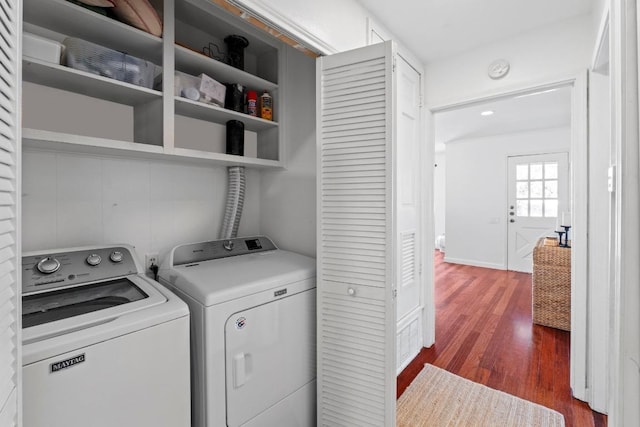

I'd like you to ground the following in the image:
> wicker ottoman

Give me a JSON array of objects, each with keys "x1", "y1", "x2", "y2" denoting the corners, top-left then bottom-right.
[{"x1": 532, "y1": 238, "x2": 571, "y2": 331}]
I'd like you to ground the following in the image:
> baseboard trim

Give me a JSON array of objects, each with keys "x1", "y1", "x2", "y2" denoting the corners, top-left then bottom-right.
[{"x1": 443, "y1": 257, "x2": 506, "y2": 271}]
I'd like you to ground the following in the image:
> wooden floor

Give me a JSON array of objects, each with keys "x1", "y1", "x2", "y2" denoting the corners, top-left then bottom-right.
[{"x1": 397, "y1": 251, "x2": 607, "y2": 427}]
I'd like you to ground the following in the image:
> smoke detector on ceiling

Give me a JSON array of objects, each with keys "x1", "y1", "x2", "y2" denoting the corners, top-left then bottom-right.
[{"x1": 488, "y1": 59, "x2": 510, "y2": 79}]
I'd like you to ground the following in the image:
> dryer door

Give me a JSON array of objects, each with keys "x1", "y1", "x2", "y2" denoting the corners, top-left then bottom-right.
[{"x1": 225, "y1": 288, "x2": 316, "y2": 427}]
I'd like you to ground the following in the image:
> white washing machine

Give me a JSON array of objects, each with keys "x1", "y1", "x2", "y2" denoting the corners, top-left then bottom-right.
[
  {"x1": 22, "y1": 244, "x2": 191, "y2": 427},
  {"x1": 159, "y1": 236, "x2": 316, "y2": 427}
]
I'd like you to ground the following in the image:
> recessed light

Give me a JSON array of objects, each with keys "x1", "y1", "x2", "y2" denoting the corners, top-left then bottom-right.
[{"x1": 480, "y1": 110, "x2": 494, "y2": 116}]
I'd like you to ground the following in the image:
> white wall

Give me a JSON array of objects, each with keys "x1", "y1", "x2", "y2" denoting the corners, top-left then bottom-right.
[
  {"x1": 425, "y1": 14, "x2": 594, "y2": 108},
  {"x1": 433, "y1": 151, "x2": 446, "y2": 244},
  {"x1": 22, "y1": 151, "x2": 261, "y2": 264},
  {"x1": 260, "y1": 45, "x2": 317, "y2": 257},
  {"x1": 445, "y1": 127, "x2": 570, "y2": 269}
]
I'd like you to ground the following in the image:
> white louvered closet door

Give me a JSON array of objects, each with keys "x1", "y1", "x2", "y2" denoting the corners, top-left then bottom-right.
[
  {"x1": 317, "y1": 41, "x2": 396, "y2": 426},
  {"x1": 0, "y1": 0, "x2": 20, "y2": 425}
]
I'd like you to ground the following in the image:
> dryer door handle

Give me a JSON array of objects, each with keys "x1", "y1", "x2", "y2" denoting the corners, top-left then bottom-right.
[{"x1": 233, "y1": 353, "x2": 251, "y2": 388}]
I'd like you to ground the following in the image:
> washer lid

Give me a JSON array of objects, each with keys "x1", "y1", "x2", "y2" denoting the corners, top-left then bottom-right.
[
  {"x1": 23, "y1": 277, "x2": 149, "y2": 328},
  {"x1": 22, "y1": 274, "x2": 167, "y2": 343},
  {"x1": 21, "y1": 273, "x2": 190, "y2": 366},
  {"x1": 161, "y1": 249, "x2": 316, "y2": 306}
]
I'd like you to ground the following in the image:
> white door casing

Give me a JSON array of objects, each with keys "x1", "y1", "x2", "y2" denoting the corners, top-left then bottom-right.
[
  {"x1": 317, "y1": 41, "x2": 396, "y2": 426},
  {"x1": 507, "y1": 152, "x2": 569, "y2": 273},
  {"x1": 609, "y1": 0, "x2": 640, "y2": 424}
]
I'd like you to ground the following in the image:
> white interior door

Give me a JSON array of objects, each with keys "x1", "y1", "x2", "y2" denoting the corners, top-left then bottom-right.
[
  {"x1": 317, "y1": 41, "x2": 396, "y2": 426},
  {"x1": 395, "y1": 55, "x2": 421, "y2": 322},
  {"x1": 507, "y1": 153, "x2": 569, "y2": 272},
  {"x1": 395, "y1": 55, "x2": 424, "y2": 373}
]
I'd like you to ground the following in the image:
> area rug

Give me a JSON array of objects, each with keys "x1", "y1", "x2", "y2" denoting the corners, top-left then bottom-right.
[{"x1": 397, "y1": 364, "x2": 565, "y2": 427}]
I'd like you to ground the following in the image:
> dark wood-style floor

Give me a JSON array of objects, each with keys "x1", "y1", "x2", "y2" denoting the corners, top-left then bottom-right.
[{"x1": 397, "y1": 251, "x2": 607, "y2": 427}]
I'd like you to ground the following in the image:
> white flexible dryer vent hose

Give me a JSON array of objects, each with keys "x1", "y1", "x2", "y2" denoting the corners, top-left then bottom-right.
[{"x1": 220, "y1": 166, "x2": 246, "y2": 239}]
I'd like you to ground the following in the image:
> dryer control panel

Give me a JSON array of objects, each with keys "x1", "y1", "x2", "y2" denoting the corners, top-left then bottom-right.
[
  {"x1": 172, "y1": 236, "x2": 277, "y2": 266},
  {"x1": 22, "y1": 246, "x2": 138, "y2": 295}
]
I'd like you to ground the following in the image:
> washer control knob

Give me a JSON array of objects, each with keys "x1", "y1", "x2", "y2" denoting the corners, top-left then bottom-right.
[
  {"x1": 86, "y1": 254, "x2": 102, "y2": 266},
  {"x1": 109, "y1": 251, "x2": 124, "y2": 263},
  {"x1": 223, "y1": 240, "x2": 234, "y2": 251},
  {"x1": 37, "y1": 257, "x2": 61, "y2": 274}
]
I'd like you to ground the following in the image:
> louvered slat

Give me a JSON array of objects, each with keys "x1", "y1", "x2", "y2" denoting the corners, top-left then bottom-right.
[
  {"x1": 400, "y1": 233, "x2": 415, "y2": 287},
  {"x1": 0, "y1": 0, "x2": 18, "y2": 425},
  {"x1": 317, "y1": 41, "x2": 395, "y2": 427},
  {"x1": 0, "y1": 207, "x2": 13, "y2": 222}
]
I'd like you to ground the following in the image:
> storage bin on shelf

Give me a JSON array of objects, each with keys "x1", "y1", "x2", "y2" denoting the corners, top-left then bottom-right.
[
  {"x1": 172, "y1": 70, "x2": 226, "y2": 107},
  {"x1": 532, "y1": 237, "x2": 571, "y2": 331},
  {"x1": 62, "y1": 37, "x2": 159, "y2": 88},
  {"x1": 24, "y1": 32, "x2": 63, "y2": 64}
]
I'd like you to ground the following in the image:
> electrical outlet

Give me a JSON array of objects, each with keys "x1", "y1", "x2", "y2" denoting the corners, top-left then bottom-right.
[{"x1": 145, "y1": 253, "x2": 159, "y2": 271}]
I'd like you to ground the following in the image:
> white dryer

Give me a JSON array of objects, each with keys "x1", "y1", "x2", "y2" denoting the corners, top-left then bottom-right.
[
  {"x1": 22, "y1": 244, "x2": 190, "y2": 427},
  {"x1": 159, "y1": 236, "x2": 316, "y2": 427}
]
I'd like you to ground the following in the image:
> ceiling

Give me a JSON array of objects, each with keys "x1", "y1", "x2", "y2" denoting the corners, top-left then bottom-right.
[
  {"x1": 434, "y1": 86, "x2": 572, "y2": 151},
  {"x1": 353, "y1": 1, "x2": 585, "y2": 153},
  {"x1": 358, "y1": 0, "x2": 595, "y2": 63}
]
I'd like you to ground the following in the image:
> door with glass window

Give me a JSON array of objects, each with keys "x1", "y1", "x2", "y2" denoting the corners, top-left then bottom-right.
[{"x1": 507, "y1": 153, "x2": 569, "y2": 272}]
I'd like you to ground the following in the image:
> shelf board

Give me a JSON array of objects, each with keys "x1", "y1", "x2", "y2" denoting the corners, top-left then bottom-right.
[
  {"x1": 24, "y1": 0, "x2": 163, "y2": 64},
  {"x1": 174, "y1": 97, "x2": 278, "y2": 132},
  {"x1": 23, "y1": 128, "x2": 283, "y2": 169},
  {"x1": 23, "y1": 59, "x2": 162, "y2": 106},
  {"x1": 175, "y1": 45, "x2": 278, "y2": 92},
  {"x1": 171, "y1": 147, "x2": 282, "y2": 169},
  {"x1": 23, "y1": 128, "x2": 165, "y2": 159}
]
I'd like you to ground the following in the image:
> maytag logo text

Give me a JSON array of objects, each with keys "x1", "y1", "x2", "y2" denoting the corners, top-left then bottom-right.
[{"x1": 50, "y1": 354, "x2": 85, "y2": 373}]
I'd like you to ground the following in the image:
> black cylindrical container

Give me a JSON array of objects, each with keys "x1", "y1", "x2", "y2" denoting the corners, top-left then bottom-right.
[
  {"x1": 224, "y1": 83, "x2": 244, "y2": 112},
  {"x1": 224, "y1": 35, "x2": 249, "y2": 70},
  {"x1": 226, "y1": 120, "x2": 244, "y2": 156}
]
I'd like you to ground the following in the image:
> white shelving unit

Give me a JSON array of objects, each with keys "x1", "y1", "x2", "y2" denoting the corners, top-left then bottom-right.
[{"x1": 22, "y1": 0, "x2": 285, "y2": 169}]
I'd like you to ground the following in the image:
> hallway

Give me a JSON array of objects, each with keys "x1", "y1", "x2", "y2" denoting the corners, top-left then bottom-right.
[{"x1": 397, "y1": 252, "x2": 607, "y2": 427}]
